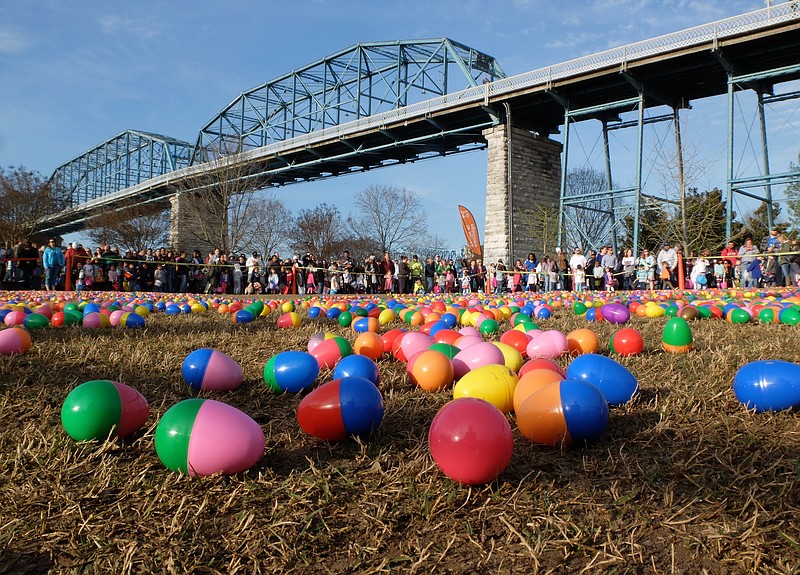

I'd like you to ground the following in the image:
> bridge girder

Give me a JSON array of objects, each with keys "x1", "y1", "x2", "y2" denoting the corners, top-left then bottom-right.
[{"x1": 192, "y1": 38, "x2": 506, "y2": 163}]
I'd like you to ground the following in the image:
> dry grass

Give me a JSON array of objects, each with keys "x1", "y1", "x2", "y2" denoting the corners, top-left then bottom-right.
[{"x1": 1, "y1": 292, "x2": 799, "y2": 574}]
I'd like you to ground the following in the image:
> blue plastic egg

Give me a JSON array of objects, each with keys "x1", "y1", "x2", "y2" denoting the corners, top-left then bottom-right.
[
  {"x1": 733, "y1": 360, "x2": 800, "y2": 412},
  {"x1": 565, "y1": 353, "x2": 638, "y2": 406},
  {"x1": 263, "y1": 351, "x2": 320, "y2": 393},
  {"x1": 332, "y1": 354, "x2": 380, "y2": 385}
]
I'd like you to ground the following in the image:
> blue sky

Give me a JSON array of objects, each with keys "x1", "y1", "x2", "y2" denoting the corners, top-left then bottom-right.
[{"x1": 1, "y1": 0, "x2": 797, "y2": 250}]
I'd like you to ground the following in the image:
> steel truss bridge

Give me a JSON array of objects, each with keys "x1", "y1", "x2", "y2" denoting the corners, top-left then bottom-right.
[{"x1": 42, "y1": 5, "x2": 800, "y2": 255}]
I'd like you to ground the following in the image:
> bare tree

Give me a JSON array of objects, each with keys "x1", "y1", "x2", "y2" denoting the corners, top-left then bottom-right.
[
  {"x1": 173, "y1": 148, "x2": 266, "y2": 254},
  {"x1": 289, "y1": 203, "x2": 347, "y2": 260},
  {"x1": 0, "y1": 166, "x2": 65, "y2": 245},
  {"x1": 517, "y1": 202, "x2": 559, "y2": 255},
  {"x1": 562, "y1": 167, "x2": 613, "y2": 250},
  {"x1": 347, "y1": 185, "x2": 428, "y2": 254},
  {"x1": 85, "y1": 204, "x2": 170, "y2": 253},
  {"x1": 247, "y1": 193, "x2": 292, "y2": 258}
]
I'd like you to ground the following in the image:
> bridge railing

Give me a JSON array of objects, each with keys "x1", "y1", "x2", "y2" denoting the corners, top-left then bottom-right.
[
  {"x1": 235, "y1": 3, "x2": 798, "y2": 164},
  {"x1": 49, "y1": 3, "x2": 799, "y2": 220}
]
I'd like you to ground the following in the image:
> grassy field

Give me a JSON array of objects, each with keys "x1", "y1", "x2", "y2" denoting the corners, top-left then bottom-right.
[{"x1": 1, "y1": 290, "x2": 799, "y2": 574}]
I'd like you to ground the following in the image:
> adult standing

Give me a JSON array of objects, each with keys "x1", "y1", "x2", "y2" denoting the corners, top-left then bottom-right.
[
  {"x1": 42, "y1": 239, "x2": 65, "y2": 291},
  {"x1": 656, "y1": 242, "x2": 677, "y2": 285},
  {"x1": 424, "y1": 257, "x2": 436, "y2": 293},
  {"x1": 397, "y1": 255, "x2": 411, "y2": 294},
  {"x1": 721, "y1": 241, "x2": 738, "y2": 269},
  {"x1": 738, "y1": 238, "x2": 759, "y2": 288},
  {"x1": 621, "y1": 248, "x2": 636, "y2": 290},
  {"x1": 555, "y1": 247, "x2": 570, "y2": 291},
  {"x1": 778, "y1": 234, "x2": 793, "y2": 287},
  {"x1": 569, "y1": 247, "x2": 586, "y2": 292}
]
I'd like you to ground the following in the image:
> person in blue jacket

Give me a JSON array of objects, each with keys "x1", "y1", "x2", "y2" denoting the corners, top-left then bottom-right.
[{"x1": 42, "y1": 238, "x2": 65, "y2": 291}]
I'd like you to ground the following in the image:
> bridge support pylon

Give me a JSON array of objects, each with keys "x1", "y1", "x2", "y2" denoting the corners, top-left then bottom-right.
[
  {"x1": 169, "y1": 193, "x2": 226, "y2": 256},
  {"x1": 483, "y1": 124, "x2": 562, "y2": 267}
]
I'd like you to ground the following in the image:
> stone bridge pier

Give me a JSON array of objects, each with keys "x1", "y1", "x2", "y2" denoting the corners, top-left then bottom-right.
[{"x1": 482, "y1": 124, "x2": 562, "y2": 267}]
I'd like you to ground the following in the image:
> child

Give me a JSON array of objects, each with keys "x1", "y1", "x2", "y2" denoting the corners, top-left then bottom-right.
[
  {"x1": 574, "y1": 265, "x2": 585, "y2": 292},
  {"x1": 713, "y1": 259, "x2": 725, "y2": 289},
  {"x1": 76, "y1": 268, "x2": 86, "y2": 292},
  {"x1": 267, "y1": 268, "x2": 279, "y2": 294},
  {"x1": 461, "y1": 269, "x2": 471, "y2": 295},
  {"x1": 659, "y1": 262, "x2": 673, "y2": 289},
  {"x1": 414, "y1": 278, "x2": 425, "y2": 294},
  {"x1": 636, "y1": 264, "x2": 648, "y2": 290},
  {"x1": 446, "y1": 269, "x2": 455, "y2": 293},
  {"x1": 436, "y1": 272, "x2": 445, "y2": 294},
  {"x1": 153, "y1": 264, "x2": 166, "y2": 292},
  {"x1": 592, "y1": 261, "x2": 604, "y2": 291},
  {"x1": 108, "y1": 264, "x2": 120, "y2": 291},
  {"x1": 604, "y1": 267, "x2": 617, "y2": 292},
  {"x1": 233, "y1": 263, "x2": 243, "y2": 294}
]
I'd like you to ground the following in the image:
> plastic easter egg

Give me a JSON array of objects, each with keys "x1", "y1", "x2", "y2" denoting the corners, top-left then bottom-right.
[
  {"x1": 454, "y1": 334, "x2": 484, "y2": 351},
  {"x1": 453, "y1": 364, "x2": 518, "y2": 413},
  {"x1": 277, "y1": 311, "x2": 302, "y2": 329},
  {"x1": 0, "y1": 327, "x2": 32, "y2": 356},
  {"x1": 165, "y1": 304, "x2": 182, "y2": 316},
  {"x1": 307, "y1": 331, "x2": 334, "y2": 353},
  {"x1": 381, "y1": 328, "x2": 406, "y2": 353},
  {"x1": 407, "y1": 350, "x2": 454, "y2": 392},
  {"x1": 61, "y1": 380, "x2": 149, "y2": 441},
  {"x1": 395, "y1": 331, "x2": 433, "y2": 363},
  {"x1": 246, "y1": 300, "x2": 264, "y2": 317},
  {"x1": 264, "y1": 351, "x2": 320, "y2": 393},
  {"x1": 779, "y1": 307, "x2": 800, "y2": 325},
  {"x1": 601, "y1": 303, "x2": 630, "y2": 325},
  {"x1": 519, "y1": 357, "x2": 566, "y2": 379},
  {"x1": 513, "y1": 368, "x2": 564, "y2": 413},
  {"x1": 609, "y1": 328, "x2": 644, "y2": 357},
  {"x1": 352, "y1": 316, "x2": 380, "y2": 334},
  {"x1": 733, "y1": 360, "x2": 800, "y2": 412},
  {"x1": 310, "y1": 336, "x2": 353, "y2": 369},
  {"x1": 526, "y1": 330, "x2": 568, "y2": 359},
  {"x1": 491, "y1": 341, "x2": 524, "y2": 372},
  {"x1": 297, "y1": 377, "x2": 384, "y2": 441},
  {"x1": 182, "y1": 348, "x2": 243, "y2": 391},
  {"x1": 478, "y1": 318, "x2": 499, "y2": 335},
  {"x1": 337, "y1": 310, "x2": 353, "y2": 328},
  {"x1": 428, "y1": 342, "x2": 460, "y2": 360},
  {"x1": 726, "y1": 307, "x2": 751, "y2": 325},
  {"x1": 82, "y1": 312, "x2": 110, "y2": 329},
  {"x1": 565, "y1": 353, "x2": 638, "y2": 406},
  {"x1": 377, "y1": 308, "x2": 396, "y2": 325},
  {"x1": 452, "y1": 341, "x2": 506, "y2": 380},
  {"x1": 573, "y1": 302, "x2": 588, "y2": 316},
  {"x1": 3, "y1": 310, "x2": 27, "y2": 326},
  {"x1": 154, "y1": 398, "x2": 264, "y2": 476},
  {"x1": 333, "y1": 354, "x2": 380, "y2": 385},
  {"x1": 120, "y1": 312, "x2": 145, "y2": 328},
  {"x1": 516, "y1": 379, "x2": 609, "y2": 447},
  {"x1": 566, "y1": 328, "x2": 600, "y2": 356},
  {"x1": 678, "y1": 306, "x2": 699, "y2": 321},
  {"x1": 307, "y1": 306, "x2": 322, "y2": 319},
  {"x1": 353, "y1": 331, "x2": 384, "y2": 359},
  {"x1": 500, "y1": 329, "x2": 531, "y2": 358},
  {"x1": 233, "y1": 309, "x2": 255, "y2": 324},
  {"x1": 24, "y1": 313, "x2": 50, "y2": 330},
  {"x1": 428, "y1": 398, "x2": 513, "y2": 485},
  {"x1": 661, "y1": 317, "x2": 693, "y2": 354}
]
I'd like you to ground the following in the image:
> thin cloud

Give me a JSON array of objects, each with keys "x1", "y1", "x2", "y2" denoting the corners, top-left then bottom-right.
[
  {"x1": 0, "y1": 27, "x2": 33, "y2": 53},
  {"x1": 95, "y1": 14, "x2": 163, "y2": 40}
]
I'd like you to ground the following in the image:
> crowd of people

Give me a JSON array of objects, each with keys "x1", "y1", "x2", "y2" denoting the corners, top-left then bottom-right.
[{"x1": 2, "y1": 230, "x2": 799, "y2": 295}]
